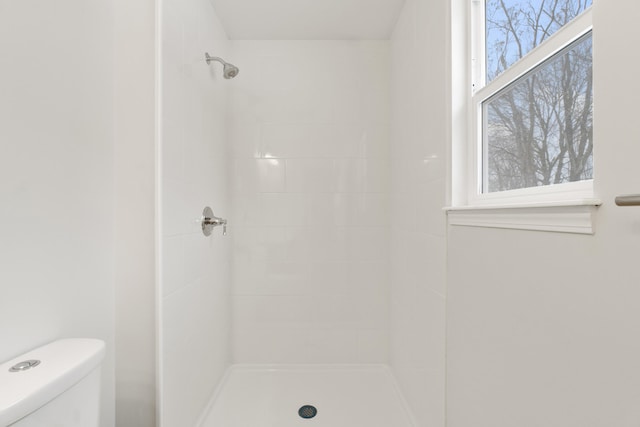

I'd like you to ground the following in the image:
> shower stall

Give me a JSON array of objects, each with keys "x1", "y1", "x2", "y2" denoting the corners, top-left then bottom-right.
[{"x1": 157, "y1": 0, "x2": 447, "y2": 425}]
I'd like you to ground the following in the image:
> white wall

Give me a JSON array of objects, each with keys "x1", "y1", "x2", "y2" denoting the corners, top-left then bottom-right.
[
  {"x1": 389, "y1": 0, "x2": 448, "y2": 426},
  {"x1": 114, "y1": 0, "x2": 157, "y2": 426},
  {"x1": 446, "y1": 1, "x2": 640, "y2": 426},
  {"x1": 0, "y1": 1, "x2": 116, "y2": 426},
  {"x1": 228, "y1": 41, "x2": 390, "y2": 364},
  {"x1": 159, "y1": 0, "x2": 232, "y2": 425}
]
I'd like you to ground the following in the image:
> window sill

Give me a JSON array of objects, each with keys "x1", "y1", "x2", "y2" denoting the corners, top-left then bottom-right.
[{"x1": 444, "y1": 199, "x2": 602, "y2": 234}]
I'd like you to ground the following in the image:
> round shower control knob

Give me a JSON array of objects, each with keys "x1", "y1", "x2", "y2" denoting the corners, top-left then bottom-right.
[{"x1": 9, "y1": 360, "x2": 41, "y2": 373}]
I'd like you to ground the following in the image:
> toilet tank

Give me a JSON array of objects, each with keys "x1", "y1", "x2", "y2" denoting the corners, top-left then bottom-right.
[{"x1": 0, "y1": 339, "x2": 105, "y2": 427}]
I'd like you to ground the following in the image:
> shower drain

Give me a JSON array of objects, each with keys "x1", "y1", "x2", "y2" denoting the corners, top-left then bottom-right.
[{"x1": 298, "y1": 405, "x2": 318, "y2": 419}]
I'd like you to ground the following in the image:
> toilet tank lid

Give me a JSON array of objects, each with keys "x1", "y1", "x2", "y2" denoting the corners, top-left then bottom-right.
[{"x1": 0, "y1": 339, "x2": 105, "y2": 426}]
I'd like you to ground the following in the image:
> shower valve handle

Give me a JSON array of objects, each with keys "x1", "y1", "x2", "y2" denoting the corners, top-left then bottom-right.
[{"x1": 201, "y1": 207, "x2": 227, "y2": 236}]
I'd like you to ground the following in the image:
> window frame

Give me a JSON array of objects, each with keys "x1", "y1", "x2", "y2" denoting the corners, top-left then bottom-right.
[{"x1": 466, "y1": 1, "x2": 594, "y2": 206}]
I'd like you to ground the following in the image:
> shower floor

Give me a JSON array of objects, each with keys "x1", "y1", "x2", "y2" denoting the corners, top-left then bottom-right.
[{"x1": 199, "y1": 365, "x2": 416, "y2": 427}]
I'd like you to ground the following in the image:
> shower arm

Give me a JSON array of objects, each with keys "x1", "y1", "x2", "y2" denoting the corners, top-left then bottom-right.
[{"x1": 205, "y1": 53, "x2": 227, "y2": 66}]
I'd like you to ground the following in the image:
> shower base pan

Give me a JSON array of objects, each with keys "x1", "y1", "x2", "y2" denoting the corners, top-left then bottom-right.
[{"x1": 199, "y1": 365, "x2": 416, "y2": 427}]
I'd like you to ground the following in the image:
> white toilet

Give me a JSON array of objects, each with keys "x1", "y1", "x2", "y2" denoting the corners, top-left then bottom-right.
[{"x1": 0, "y1": 339, "x2": 105, "y2": 427}]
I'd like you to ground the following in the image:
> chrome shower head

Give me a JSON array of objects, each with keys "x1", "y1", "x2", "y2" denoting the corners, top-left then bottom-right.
[
  {"x1": 223, "y1": 63, "x2": 239, "y2": 79},
  {"x1": 205, "y1": 53, "x2": 240, "y2": 79}
]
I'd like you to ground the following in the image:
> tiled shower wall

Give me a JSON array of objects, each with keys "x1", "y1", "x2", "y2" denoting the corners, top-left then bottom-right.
[
  {"x1": 160, "y1": 0, "x2": 231, "y2": 425},
  {"x1": 229, "y1": 41, "x2": 390, "y2": 363},
  {"x1": 390, "y1": 0, "x2": 448, "y2": 426}
]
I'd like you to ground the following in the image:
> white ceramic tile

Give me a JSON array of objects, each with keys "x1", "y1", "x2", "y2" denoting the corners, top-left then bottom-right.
[
  {"x1": 302, "y1": 330, "x2": 360, "y2": 363},
  {"x1": 183, "y1": 233, "x2": 208, "y2": 286},
  {"x1": 233, "y1": 255, "x2": 309, "y2": 296},
  {"x1": 309, "y1": 125, "x2": 368, "y2": 159},
  {"x1": 334, "y1": 159, "x2": 366, "y2": 193},
  {"x1": 259, "y1": 274, "x2": 309, "y2": 296},
  {"x1": 306, "y1": 262, "x2": 350, "y2": 296},
  {"x1": 362, "y1": 124, "x2": 391, "y2": 159},
  {"x1": 390, "y1": 287, "x2": 426, "y2": 367},
  {"x1": 259, "y1": 193, "x2": 307, "y2": 227},
  {"x1": 393, "y1": 368, "x2": 444, "y2": 427},
  {"x1": 234, "y1": 227, "x2": 267, "y2": 263},
  {"x1": 343, "y1": 194, "x2": 389, "y2": 227},
  {"x1": 358, "y1": 330, "x2": 389, "y2": 363},
  {"x1": 259, "y1": 87, "x2": 334, "y2": 124},
  {"x1": 279, "y1": 227, "x2": 312, "y2": 264},
  {"x1": 417, "y1": 154, "x2": 446, "y2": 184},
  {"x1": 263, "y1": 258, "x2": 309, "y2": 286},
  {"x1": 349, "y1": 261, "x2": 389, "y2": 295},
  {"x1": 285, "y1": 159, "x2": 336, "y2": 193},
  {"x1": 232, "y1": 328, "x2": 308, "y2": 363},
  {"x1": 420, "y1": 235, "x2": 446, "y2": 297},
  {"x1": 359, "y1": 194, "x2": 390, "y2": 227},
  {"x1": 259, "y1": 55, "x2": 307, "y2": 92},
  {"x1": 204, "y1": 235, "x2": 230, "y2": 296},
  {"x1": 163, "y1": 280, "x2": 229, "y2": 427},
  {"x1": 329, "y1": 93, "x2": 364, "y2": 126},
  {"x1": 162, "y1": 178, "x2": 189, "y2": 237},
  {"x1": 348, "y1": 228, "x2": 388, "y2": 262},
  {"x1": 162, "y1": 236, "x2": 185, "y2": 297},
  {"x1": 312, "y1": 294, "x2": 359, "y2": 327},
  {"x1": 232, "y1": 158, "x2": 286, "y2": 193},
  {"x1": 356, "y1": 290, "x2": 388, "y2": 328},
  {"x1": 389, "y1": 2, "x2": 448, "y2": 425},
  {"x1": 417, "y1": 179, "x2": 447, "y2": 237},
  {"x1": 231, "y1": 258, "x2": 260, "y2": 296},
  {"x1": 229, "y1": 42, "x2": 391, "y2": 365},
  {"x1": 305, "y1": 193, "x2": 348, "y2": 227},
  {"x1": 233, "y1": 193, "x2": 261, "y2": 226},
  {"x1": 363, "y1": 159, "x2": 390, "y2": 193},
  {"x1": 261, "y1": 123, "x2": 313, "y2": 158},
  {"x1": 233, "y1": 296, "x2": 315, "y2": 329},
  {"x1": 391, "y1": 192, "x2": 419, "y2": 232},
  {"x1": 263, "y1": 123, "x2": 372, "y2": 159},
  {"x1": 306, "y1": 227, "x2": 349, "y2": 263},
  {"x1": 228, "y1": 120, "x2": 262, "y2": 159},
  {"x1": 160, "y1": 2, "x2": 232, "y2": 425},
  {"x1": 161, "y1": 72, "x2": 185, "y2": 184}
]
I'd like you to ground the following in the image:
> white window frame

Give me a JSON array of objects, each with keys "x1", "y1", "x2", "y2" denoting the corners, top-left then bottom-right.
[
  {"x1": 470, "y1": 1, "x2": 594, "y2": 205},
  {"x1": 447, "y1": 0, "x2": 600, "y2": 234}
]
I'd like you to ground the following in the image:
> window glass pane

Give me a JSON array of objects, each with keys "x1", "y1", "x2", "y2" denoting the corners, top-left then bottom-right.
[
  {"x1": 483, "y1": 33, "x2": 592, "y2": 193},
  {"x1": 486, "y1": 0, "x2": 592, "y2": 82}
]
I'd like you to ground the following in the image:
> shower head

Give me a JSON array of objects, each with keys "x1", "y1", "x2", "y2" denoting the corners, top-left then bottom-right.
[
  {"x1": 223, "y1": 63, "x2": 239, "y2": 79},
  {"x1": 205, "y1": 53, "x2": 240, "y2": 79}
]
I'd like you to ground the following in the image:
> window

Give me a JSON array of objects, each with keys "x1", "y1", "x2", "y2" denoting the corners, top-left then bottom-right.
[{"x1": 469, "y1": 0, "x2": 594, "y2": 203}]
